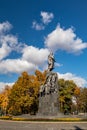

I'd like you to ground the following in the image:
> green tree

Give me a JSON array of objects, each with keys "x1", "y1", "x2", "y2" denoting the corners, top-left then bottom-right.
[{"x1": 58, "y1": 79, "x2": 77, "y2": 113}]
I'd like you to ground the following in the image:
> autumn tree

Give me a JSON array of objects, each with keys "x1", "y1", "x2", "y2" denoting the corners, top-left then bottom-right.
[
  {"x1": 0, "y1": 86, "x2": 11, "y2": 115},
  {"x1": 8, "y1": 71, "x2": 41, "y2": 115},
  {"x1": 35, "y1": 70, "x2": 46, "y2": 85},
  {"x1": 77, "y1": 87, "x2": 87, "y2": 112},
  {"x1": 58, "y1": 79, "x2": 77, "y2": 113},
  {"x1": 71, "y1": 86, "x2": 81, "y2": 113}
]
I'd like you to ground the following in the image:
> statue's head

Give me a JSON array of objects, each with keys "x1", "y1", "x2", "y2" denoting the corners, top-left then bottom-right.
[{"x1": 50, "y1": 51, "x2": 53, "y2": 56}]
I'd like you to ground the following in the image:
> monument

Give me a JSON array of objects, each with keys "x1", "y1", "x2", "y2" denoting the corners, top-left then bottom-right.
[{"x1": 38, "y1": 52, "x2": 59, "y2": 116}]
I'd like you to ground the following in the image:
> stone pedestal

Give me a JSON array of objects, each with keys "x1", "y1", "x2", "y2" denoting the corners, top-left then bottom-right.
[
  {"x1": 38, "y1": 72, "x2": 59, "y2": 116},
  {"x1": 38, "y1": 92, "x2": 58, "y2": 116}
]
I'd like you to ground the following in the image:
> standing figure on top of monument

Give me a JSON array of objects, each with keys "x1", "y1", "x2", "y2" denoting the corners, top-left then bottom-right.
[{"x1": 48, "y1": 52, "x2": 55, "y2": 72}]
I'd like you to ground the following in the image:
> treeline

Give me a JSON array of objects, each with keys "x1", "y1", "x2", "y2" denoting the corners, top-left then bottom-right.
[{"x1": 0, "y1": 70, "x2": 87, "y2": 115}]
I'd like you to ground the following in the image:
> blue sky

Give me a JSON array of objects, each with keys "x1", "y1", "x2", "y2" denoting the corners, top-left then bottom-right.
[{"x1": 0, "y1": 0, "x2": 87, "y2": 90}]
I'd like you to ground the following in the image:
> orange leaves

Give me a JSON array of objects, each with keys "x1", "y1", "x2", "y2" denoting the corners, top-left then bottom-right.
[
  {"x1": 74, "y1": 86, "x2": 80, "y2": 96},
  {"x1": 7, "y1": 70, "x2": 46, "y2": 115},
  {"x1": 35, "y1": 70, "x2": 46, "y2": 85},
  {"x1": 0, "y1": 86, "x2": 11, "y2": 114}
]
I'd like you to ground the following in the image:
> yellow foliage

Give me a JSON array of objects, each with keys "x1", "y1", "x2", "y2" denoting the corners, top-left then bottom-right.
[{"x1": 0, "y1": 86, "x2": 11, "y2": 112}]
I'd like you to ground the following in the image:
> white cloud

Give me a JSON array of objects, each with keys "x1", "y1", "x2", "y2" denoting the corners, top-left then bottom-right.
[
  {"x1": 41, "y1": 11, "x2": 54, "y2": 24},
  {"x1": 32, "y1": 11, "x2": 54, "y2": 30},
  {"x1": 0, "y1": 21, "x2": 50, "y2": 74},
  {"x1": 0, "y1": 43, "x2": 10, "y2": 60},
  {"x1": 58, "y1": 72, "x2": 87, "y2": 87},
  {"x1": 0, "y1": 21, "x2": 12, "y2": 34},
  {"x1": 0, "y1": 59, "x2": 37, "y2": 74},
  {"x1": 22, "y1": 46, "x2": 49, "y2": 66},
  {"x1": 45, "y1": 25, "x2": 87, "y2": 54},
  {"x1": 0, "y1": 82, "x2": 14, "y2": 92},
  {"x1": 0, "y1": 45, "x2": 50, "y2": 74},
  {"x1": 32, "y1": 21, "x2": 45, "y2": 30},
  {"x1": 0, "y1": 21, "x2": 25, "y2": 60},
  {"x1": 1, "y1": 34, "x2": 18, "y2": 48},
  {"x1": 0, "y1": 35, "x2": 19, "y2": 60}
]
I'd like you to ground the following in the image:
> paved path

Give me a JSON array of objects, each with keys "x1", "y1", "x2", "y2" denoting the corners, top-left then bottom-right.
[{"x1": 0, "y1": 120, "x2": 87, "y2": 130}]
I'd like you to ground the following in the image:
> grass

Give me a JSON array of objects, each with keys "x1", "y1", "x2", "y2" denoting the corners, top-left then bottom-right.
[
  {"x1": 0, "y1": 116, "x2": 12, "y2": 120},
  {"x1": 0, "y1": 116, "x2": 87, "y2": 122}
]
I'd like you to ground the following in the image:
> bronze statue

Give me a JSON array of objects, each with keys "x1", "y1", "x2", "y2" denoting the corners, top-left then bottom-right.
[
  {"x1": 39, "y1": 52, "x2": 57, "y2": 96},
  {"x1": 47, "y1": 52, "x2": 55, "y2": 72}
]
